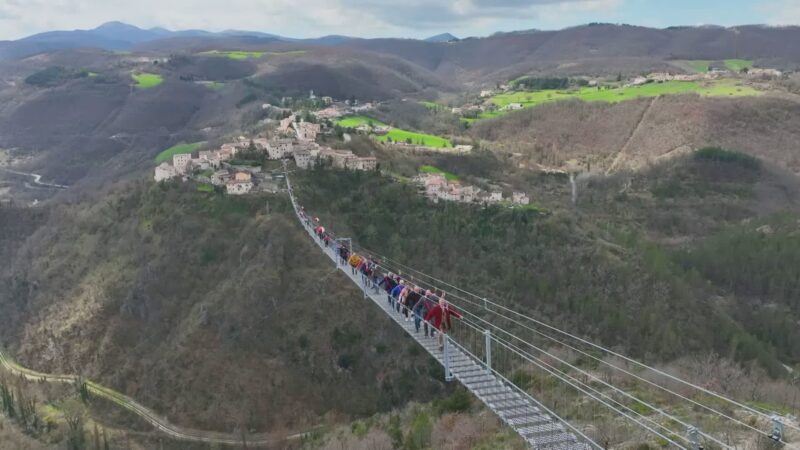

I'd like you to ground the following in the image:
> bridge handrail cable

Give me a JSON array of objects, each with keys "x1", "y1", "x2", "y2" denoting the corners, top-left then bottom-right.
[{"x1": 344, "y1": 240, "x2": 795, "y2": 433}]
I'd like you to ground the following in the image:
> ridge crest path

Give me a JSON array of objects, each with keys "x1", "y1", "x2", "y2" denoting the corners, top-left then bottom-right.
[{"x1": 285, "y1": 175, "x2": 594, "y2": 450}]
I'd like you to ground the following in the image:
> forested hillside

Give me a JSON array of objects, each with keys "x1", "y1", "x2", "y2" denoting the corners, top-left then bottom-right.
[
  {"x1": 0, "y1": 182, "x2": 450, "y2": 436},
  {"x1": 293, "y1": 151, "x2": 800, "y2": 376}
]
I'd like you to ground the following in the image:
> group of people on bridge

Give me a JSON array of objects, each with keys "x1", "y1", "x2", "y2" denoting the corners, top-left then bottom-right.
[{"x1": 305, "y1": 212, "x2": 462, "y2": 350}]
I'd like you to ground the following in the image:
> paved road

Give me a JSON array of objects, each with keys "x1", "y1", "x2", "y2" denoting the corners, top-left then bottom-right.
[{"x1": 0, "y1": 167, "x2": 67, "y2": 189}]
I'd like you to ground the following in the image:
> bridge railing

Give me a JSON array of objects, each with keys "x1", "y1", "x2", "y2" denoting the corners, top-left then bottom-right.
[{"x1": 285, "y1": 169, "x2": 797, "y2": 450}]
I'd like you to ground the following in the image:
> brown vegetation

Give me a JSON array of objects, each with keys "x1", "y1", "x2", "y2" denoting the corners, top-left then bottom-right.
[
  {"x1": 0, "y1": 182, "x2": 448, "y2": 435},
  {"x1": 471, "y1": 94, "x2": 800, "y2": 174}
]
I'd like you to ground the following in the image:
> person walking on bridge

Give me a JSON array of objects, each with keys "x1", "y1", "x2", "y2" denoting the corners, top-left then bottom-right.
[
  {"x1": 338, "y1": 243, "x2": 350, "y2": 266},
  {"x1": 390, "y1": 279, "x2": 405, "y2": 310},
  {"x1": 425, "y1": 294, "x2": 463, "y2": 350},
  {"x1": 413, "y1": 290, "x2": 433, "y2": 335},
  {"x1": 404, "y1": 286, "x2": 421, "y2": 321},
  {"x1": 383, "y1": 273, "x2": 397, "y2": 305}
]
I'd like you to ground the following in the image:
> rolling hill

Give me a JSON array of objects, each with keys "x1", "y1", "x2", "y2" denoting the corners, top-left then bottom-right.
[
  {"x1": 0, "y1": 183, "x2": 449, "y2": 434},
  {"x1": 469, "y1": 93, "x2": 800, "y2": 174},
  {"x1": 340, "y1": 24, "x2": 800, "y2": 81}
]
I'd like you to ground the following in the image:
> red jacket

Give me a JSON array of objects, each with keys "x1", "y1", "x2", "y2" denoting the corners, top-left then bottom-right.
[{"x1": 424, "y1": 304, "x2": 462, "y2": 330}]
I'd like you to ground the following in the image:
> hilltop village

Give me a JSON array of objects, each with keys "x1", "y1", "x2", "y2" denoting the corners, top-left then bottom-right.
[
  {"x1": 152, "y1": 96, "x2": 533, "y2": 207},
  {"x1": 154, "y1": 111, "x2": 376, "y2": 195}
]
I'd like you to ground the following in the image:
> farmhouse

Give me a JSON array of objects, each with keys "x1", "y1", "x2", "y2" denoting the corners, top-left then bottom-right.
[
  {"x1": 211, "y1": 170, "x2": 230, "y2": 186},
  {"x1": 512, "y1": 192, "x2": 530, "y2": 205},
  {"x1": 154, "y1": 162, "x2": 178, "y2": 182},
  {"x1": 295, "y1": 121, "x2": 321, "y2": 142},
  {"x1": 234, "y1": 171, "x2": 252, "y2": 182},
  {"x1": 748, "y1": 68, "x2": 783, "y2": 78},
  {"x1": 268, "y1": 139, "x2": 294, "y2": 159},
  {"x1": 315, "y1": 107, "x2": 341, "y2": 120},
  {"x1": 226, "y1": 179, "x2": 254, "y2": 195},
  {"x1": 279, "y1": 115, "x2": 296, "y2": 134},
  {"x1": 252, "y1": 138, "x2": 270, "y2": 150},
  {"x1": 173, "y1": 153, "x2": 192, "y2": 174},
  {"x1": 354, "y1": 156, "x2": 377, "y2": 171},
  {"x1": 294, "y1": 149, "x2": 313, "y2": 169},
  {"x1": 647, "y1": 73, "x2": 673, "y2": 82},
  {"x1": 503, "y1": 103, "x2": 523, "y2": 111},
  {"x1": 422, "y1": 173, "x2": 447, "y2": 198}
]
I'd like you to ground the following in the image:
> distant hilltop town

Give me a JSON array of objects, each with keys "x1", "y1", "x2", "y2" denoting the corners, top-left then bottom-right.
[
  {"x1": 154, "y1": 113, "x2": 376, "y2": 195},
  {"x1": 415, "y1": 172, "x2": 530, "y2": 206}
]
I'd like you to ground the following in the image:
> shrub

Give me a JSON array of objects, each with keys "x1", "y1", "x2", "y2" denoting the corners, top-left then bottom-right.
[
  {"x1": 433, "y1": 388, "x2": 471, "y2": 415},
  {"x1": 694, "y1": 147, "x2": 760, "y2": 170},
  {"x1": 337, "y1": 353, "x2": 356, "y2": 369},
  {"x1": 404, "y1": 411, "x2": 432, "y2": 450},
  {"x1": 25, "y1": 66, "x2": 87, "y2": 87}
]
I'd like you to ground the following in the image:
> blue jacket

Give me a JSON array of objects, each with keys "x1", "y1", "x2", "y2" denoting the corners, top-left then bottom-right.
[{"x1": 390, "y1": 284, "x2": 405, "y2": 298}]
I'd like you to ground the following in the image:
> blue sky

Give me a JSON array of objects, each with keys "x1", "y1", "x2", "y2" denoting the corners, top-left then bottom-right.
[{"x1": 0, "y1": 0, "x2": 797, "y2": 40}]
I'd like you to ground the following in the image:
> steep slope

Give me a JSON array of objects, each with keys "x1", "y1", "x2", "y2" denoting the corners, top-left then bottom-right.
[
  {"x1": 471, "y1": 94, "x2": 800, "y2": 173},
  {"x1": 0, "y1": 182, "x2": 446, "y2": 434},
  {"x1": 293, "y1": 159, "x2": 800, "y2": 374}
]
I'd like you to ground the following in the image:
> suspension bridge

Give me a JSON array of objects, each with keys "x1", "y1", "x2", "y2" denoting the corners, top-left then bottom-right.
[{"x1": 285, "y1": 172, "x2": 798, "y2": 450}]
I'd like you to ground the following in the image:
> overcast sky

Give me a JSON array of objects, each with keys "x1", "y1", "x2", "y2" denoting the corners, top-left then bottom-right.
[{"x1": 0, "y1": 0, "x2": 798, "y2": 41}]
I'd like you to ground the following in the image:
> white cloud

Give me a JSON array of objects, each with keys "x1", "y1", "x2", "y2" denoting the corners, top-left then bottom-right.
[
  {"x1": 0, "y1": 0, "x2": 625, "y2": 40},
  {"x1": 761, "y1": 0, "x2": 800, "y2": 25}
]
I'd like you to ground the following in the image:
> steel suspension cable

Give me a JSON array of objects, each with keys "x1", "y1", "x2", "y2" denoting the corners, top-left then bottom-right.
[
  {"x1": 351, "y1": 245, "x2": 785, "y2": 443},
  {"x1": 447, "y1": 307, "x2": 733, "y2": 448},
  {"x1": 348, "y1": 241, "x2": 793, "y2": 432}
]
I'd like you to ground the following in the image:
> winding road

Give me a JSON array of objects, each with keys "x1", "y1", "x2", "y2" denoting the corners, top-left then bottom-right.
[
  {"x1": 0, "y1": 351, "x2": 314, "y2": 447},
  {"x1": 0, "y1": 167, "x2": 68, "y2": 189}
]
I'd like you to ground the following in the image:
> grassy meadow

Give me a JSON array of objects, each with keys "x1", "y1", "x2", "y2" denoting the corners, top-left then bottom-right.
[
  {"x1": 154, "y1": 142, "x2": 206, "y2": 163},
  {"x1": 676, "y1": 59, "x2": 754, "y2": 73},
  {"x1": 199, "y1": 50, "x2": 306, "y2": 60},
  {"x1": 479, "y1": 79, "x2": 761, "y2": 120},
  {"x1": 199, "y1": 50, "x2": 265, "y2": 60},
  {"x1": 197, "y1": 81, "x2": 225, "y2": 91},
  {"x1": 131, "y1": 73, "x2": 163, "y2": 89},
  {"x1": 419, "y1": 165, "x2": 459, "y2": 181},
  {"x1": 335, "y1": 116, "x2": 453, "y2": 148},
  {"x1": 335, "y1": 115, "x2": 387, "y2": 128}
]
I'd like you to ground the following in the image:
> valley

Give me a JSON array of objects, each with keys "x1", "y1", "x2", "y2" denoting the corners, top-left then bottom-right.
[{"x1": 0, "y1": 16, "x2": 800, "y2": 450}]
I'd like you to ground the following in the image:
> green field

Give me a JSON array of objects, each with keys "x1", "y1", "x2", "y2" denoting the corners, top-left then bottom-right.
[
  {"x1": 480, "y1": 79, "x2": 760, "y2": 120},
  {"x1": 336, "y1": 115, "x2": 452, "y2": 148},
  {"x1": 685, "y1": 60, "x2": 711, "y2": 73},
  {"x1": 264, "y1": 50, "x2": 307, "y2": 57},
  {"x1": 677, "y1": 59, "x2": 753, "y2": 73},
  {"x1": 420, "y1": 101, "x2": 447, "y2": 111},
  {"x1": 376, "y1": 129, "x2": 451, "y2": 148},
  {"x1": 200, "y1": 50, "x2": 265, "y2": 60},
  {"x1": 155, "y1": 142, "x2": 206, "y2": 163},
  {"x1": 419, "y1": 165, "x2": 459, "y2": 181},
  {"x1": 724, "y1": 59, "x2": 754, "y2": 72},
  {"x1": 132, "y1": 73, "x2": 163, "y2": 89},
  {"x1": 197, "y1": 81, "x2": 225, "y2": 91},
  {"x1": 335, "y1": 115, "x2": 387, "y2": 128}
]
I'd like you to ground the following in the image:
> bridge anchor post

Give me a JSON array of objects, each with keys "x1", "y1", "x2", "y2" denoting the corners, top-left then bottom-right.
[
  {"x1": 444, "y1": 334, "x2": 453, "y2": 382},
  {"x1": 687, "y1": 426, "x2": 703, "y2": 450},
  {"x1": 484, "y1": 329, "x2": 492, "y2": 372},
  {"x1": 771, "y1": 416, "x2": 783, "y2": 442}
]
